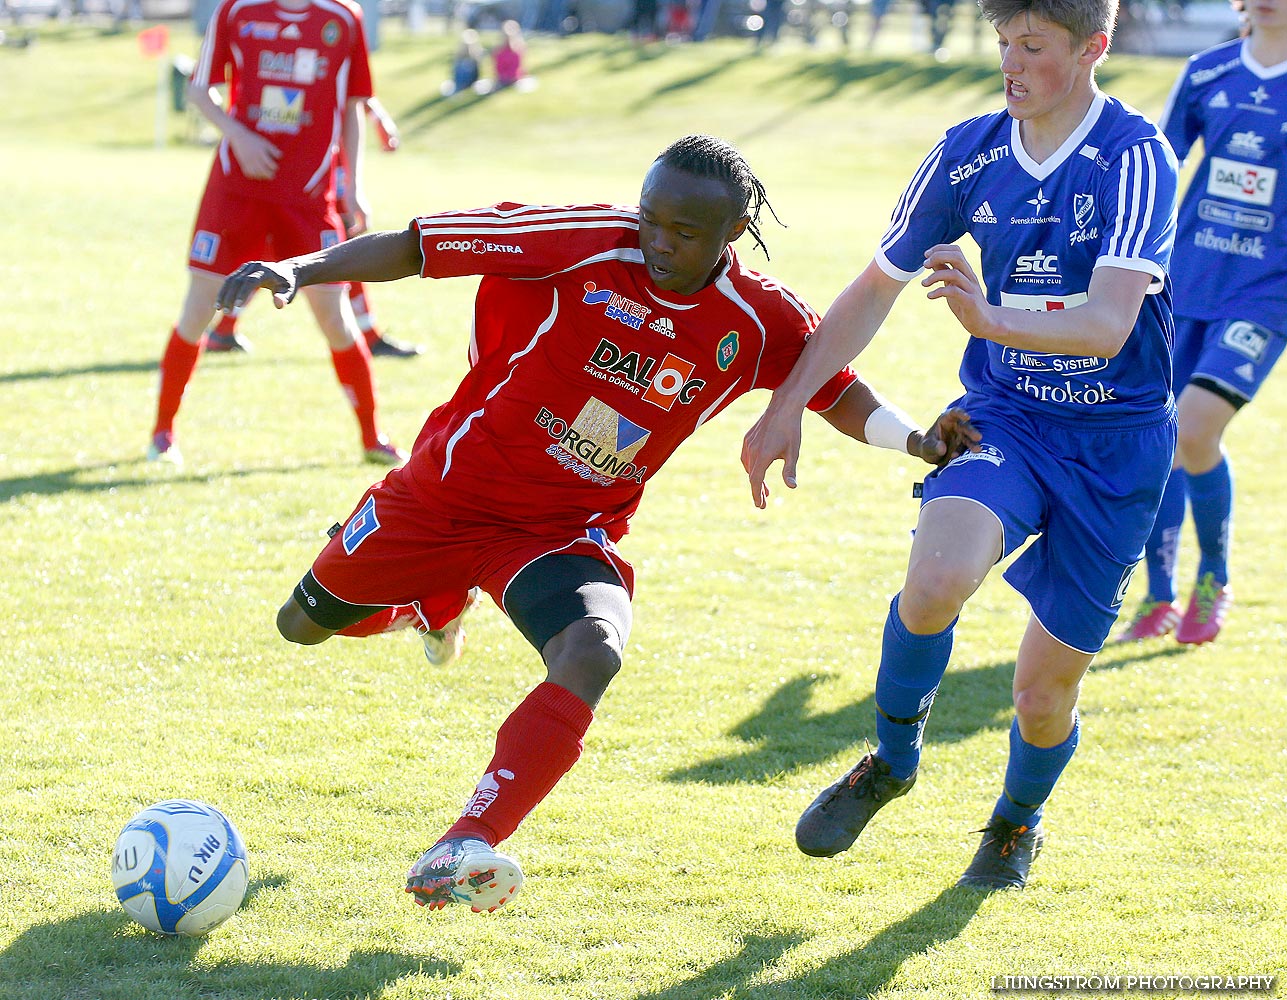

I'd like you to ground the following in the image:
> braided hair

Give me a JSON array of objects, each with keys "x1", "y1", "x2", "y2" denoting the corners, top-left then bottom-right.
[{"x1": 655, "y1": 134, "x2": 781, "y2": 259}]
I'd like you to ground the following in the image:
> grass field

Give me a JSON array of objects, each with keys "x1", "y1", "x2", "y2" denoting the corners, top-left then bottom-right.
[{"x1": 2, "y1": 17, "x2": 1285, "y2": 1000}]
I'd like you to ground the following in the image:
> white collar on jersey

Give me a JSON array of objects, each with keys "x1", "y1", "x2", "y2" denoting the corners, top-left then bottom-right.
[
  {"x1": 1241, "y1": 38, "x2": 1287, "y2": 79},
  {"x1": 1010, "y1": 90, "x2": 1107, "y2": 182}
]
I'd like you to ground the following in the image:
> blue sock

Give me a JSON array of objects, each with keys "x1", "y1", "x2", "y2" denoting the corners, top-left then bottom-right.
[
  {"x1": 1142, "y1": 468, "x2": 1186, "y2": 603},
  {"x1": 1187, "y1": 459, "x2": 1232, "y2": 586},
  {"x1": 993, "y1": 715, "x2": 1080, "y2": 828},
  {"x1": 874, "y1": 594, "x2": 955, "y2": 781}
]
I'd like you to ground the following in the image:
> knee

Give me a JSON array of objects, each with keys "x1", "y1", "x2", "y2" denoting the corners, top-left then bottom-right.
[
  {"x1": 899, "y1": 565, "x2": 976, "y2": 632},
  {"x1": 277, "y1": 600, "x2": 331, "y2": 645},
  {"x1": 1013, "y1": 682, "x2": 1078, "y2": 738},
  {"x1": 542, "y1": 618, "x2": 624, "y2": 706},
  {"x1": 1176, "y1": 420, "x2": 1220, "y2": 468}
]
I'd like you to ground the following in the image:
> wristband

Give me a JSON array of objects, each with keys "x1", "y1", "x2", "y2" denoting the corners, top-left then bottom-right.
[{"x1": 864, "y1": 404, "x2": 920, "y2": 454}]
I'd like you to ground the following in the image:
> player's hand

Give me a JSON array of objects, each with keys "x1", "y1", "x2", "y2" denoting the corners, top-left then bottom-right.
[
  {"x1": 366, "y1": 99, "x2": 400, "y2": 151},
  {"x1": 341, "y1": 188, "x2": 371, "y2": 238},
  {"x1": 921, "y1": 244, "x2": 999, "y2": 340},
  {"x1": 216, "y1": 260, "x2": 299, "y2": 312},
  {"x1": 343, "y1": 209, "x2": 369, "y2": 239},
  {"x1": 741, "y1": 405, "x2": 804, "y2": 510},
  {"x1": 228, "y1": 127, "x2": 282, "y2": 180},
  {"x1": 915, "y1": 406, "x2": 981, "y2": 468}
]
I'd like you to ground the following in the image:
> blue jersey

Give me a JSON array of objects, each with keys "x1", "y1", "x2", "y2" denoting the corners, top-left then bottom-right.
[
  {"x1": 1159, "y1": 39, "x2": 1287, "y2": 328},
  {"x1": 878, "y1": 93, "x2": 1179, "y2": 425}
]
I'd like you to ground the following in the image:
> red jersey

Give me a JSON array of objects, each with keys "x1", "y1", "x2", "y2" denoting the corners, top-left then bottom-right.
[
  {"x1": 194, "y1": 0, "x2": 373, "y2": 203},
  {"x1": 404, "y1": 204, "x2": 857, "y2": 538}
]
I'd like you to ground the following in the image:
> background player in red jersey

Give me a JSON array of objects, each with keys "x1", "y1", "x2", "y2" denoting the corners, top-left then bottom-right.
[
  {"x1": 206, "y1": 96, "x2": 425, "y2": 359},
  {"x1": 147, "y1": 0, "x2": 405, "y2": 468},
  {"x1": 216, "y1": 135, "x2": 979, "y2": 913}
]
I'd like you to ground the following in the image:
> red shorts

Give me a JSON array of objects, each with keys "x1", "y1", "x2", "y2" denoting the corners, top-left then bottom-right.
[
  {"x1": 188, "y1": 169, "x2": 345, "y2": 277},
  {"x1": 304, "y1": 467, "x2": 635, "y2": 631}
]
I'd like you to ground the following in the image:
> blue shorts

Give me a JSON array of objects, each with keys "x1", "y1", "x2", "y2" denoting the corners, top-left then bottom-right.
[
  {"x1": 920, "y1": 399, "x2": 1177, "y2": 653},
  {"x1": 1173, "y1": 316, "x2": 1286, "y2": 408}
]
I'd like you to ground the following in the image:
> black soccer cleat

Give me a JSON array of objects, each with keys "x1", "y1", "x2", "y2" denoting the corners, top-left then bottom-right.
[
  {"x1": 956, "y1": 816, "x2": 1045, "y2": 890},
  {"x1": 795, "y1": 753, "x2": 917, "y2": 857},
  {"x1": 369, "y1": 333, "x2": 425, "y2": 358},
  {"x1": 205, "y1": 330, "x2": 252, "y2": 353}
]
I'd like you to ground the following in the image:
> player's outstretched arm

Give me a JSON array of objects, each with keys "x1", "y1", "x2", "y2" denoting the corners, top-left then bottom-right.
[
  {"x1": 216, "y1": 228, "x2": 423, "y2": 313},
  {"x1": 819, "y1": 384, "x2": 980, "y2": 467}
]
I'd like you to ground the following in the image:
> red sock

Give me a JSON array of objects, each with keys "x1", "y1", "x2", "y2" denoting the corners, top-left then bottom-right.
[
  {"x1": 349, "y1": 281, "x2": 380, "y2": 340},
  {"x1": 444, "y1": 682, "x2": 594, "y2": 846},
  {"x1": 212, "y1": 309, "x2": 239, "y2": 336},
  {"x1": 336, "y1": 605, "x2": 420, "y2": 637},
  {"x1": 329, "y1": 340, "x2": 381, "y2": 449},
  {"x1": 154, "y1": 328, "x2": 203, "y2": 435}
]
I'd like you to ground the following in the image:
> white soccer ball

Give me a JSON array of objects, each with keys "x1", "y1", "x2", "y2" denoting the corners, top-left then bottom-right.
[{"x1": 111, "y1": 799, "x2": 249, "y2": 937}]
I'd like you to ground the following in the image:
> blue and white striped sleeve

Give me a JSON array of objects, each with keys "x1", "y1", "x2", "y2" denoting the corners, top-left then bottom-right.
[
  {"x1": 1098, "y1": 138, "x2": 1179, "y2": 292},
  {"x1": 875, "y1": 135, "x2": 955, "y2": 282}
]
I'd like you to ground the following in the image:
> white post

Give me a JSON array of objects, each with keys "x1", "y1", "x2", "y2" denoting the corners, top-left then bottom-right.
[{"x1": 155, "y1": 54, "x2": 168, "y2": 149}]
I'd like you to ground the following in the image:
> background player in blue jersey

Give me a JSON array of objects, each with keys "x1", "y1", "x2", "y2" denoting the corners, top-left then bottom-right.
[
  {"x1": 743, "y1": 0, "x2": 1179, "y2": 890},
  {"x1": 1119, "y1": 0, "x2": 1287, "y2": 646}
]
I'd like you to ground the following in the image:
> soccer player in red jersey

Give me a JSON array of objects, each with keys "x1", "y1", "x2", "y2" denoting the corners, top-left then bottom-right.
[
  {"x1": 206, "y1": 97, "x2": 424, "y2": 358},
  {"x1": 216, "y1": 135, "x2": 979, "y2": 913},
  {"x1": 147, "y1": 0, "x2": 405, "y2": 468}
]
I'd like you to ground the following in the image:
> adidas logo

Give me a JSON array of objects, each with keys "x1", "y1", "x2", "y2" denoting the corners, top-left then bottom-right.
[
  {"x1": 648, "y1": 316, "x2": 676, "y2": 338},
  {"x1": 1235, "y1": 362, "x2": 1255, "y2": 381},
  {"x1": 1209, "y1": 91, "x2": 1230, "y2": 108},
  {"x1": 282, "y1": 23, "x2": 302, "y2": 38},
  {"x1": 972, "y1": 201, "x2": 998, "y2": 224}
]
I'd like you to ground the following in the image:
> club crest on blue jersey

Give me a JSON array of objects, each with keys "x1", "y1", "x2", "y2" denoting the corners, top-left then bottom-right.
[
  {"x1": 582, "y1": 282, "x2": 651, "y2": 331},
  {"x1": 342, "y1": 495, "x2": 380, "y2": 554},
  {"x1": 1073, "y1": 194, "x2": 1095, "y2": 230}
]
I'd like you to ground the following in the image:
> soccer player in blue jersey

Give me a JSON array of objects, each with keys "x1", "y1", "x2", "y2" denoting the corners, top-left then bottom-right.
[
  {"x1": 742, "y1": 0, "x2": 1179, "y2": 889},
  {"x1": 1118, "y1": 0, "x2": 1287, "y2": 646}
]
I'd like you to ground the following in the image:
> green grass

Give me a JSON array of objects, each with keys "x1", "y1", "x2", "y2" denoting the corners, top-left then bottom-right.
[{"x1": 2, "y1": 19, "x2": 1286, "y2": 1000}]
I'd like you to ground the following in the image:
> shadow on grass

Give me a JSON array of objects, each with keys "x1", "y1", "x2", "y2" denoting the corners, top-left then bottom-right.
[
  {"x1": 0, "y1": 893, "x2": 451, "y2": 1000},
  {"x1": 632, "y1": 888, "x2": 985, "y2": 999},
  {"x1": 785, "y1": 887, "x2": 988, "y2": 998},
  {"x1": 0, "y1": 360, "x2": 159, "y2": 384},
  {"x1": 1090, "y1": 638, "x2": 1192, "y2": 672},
  {"x1": 668, "y1": 655, "x2": 1016, "y2": 785},
  {"x1": 1, "y1": 353, "x2": 319, "y2": 386},
  {"x1": 0, "y1": 458, "x2": 339, "y2": 502},
  {"x1": 769, "y1": 54, "x2": 999, "y2": 103}
]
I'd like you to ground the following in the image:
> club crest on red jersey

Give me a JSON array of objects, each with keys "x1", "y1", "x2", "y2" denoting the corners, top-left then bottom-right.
[{"x1": 716, "y1": 331, "x2": 739, "y2": 371}]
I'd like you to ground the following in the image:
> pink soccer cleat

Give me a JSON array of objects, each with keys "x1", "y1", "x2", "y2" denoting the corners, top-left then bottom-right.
[
  {"x1": 1116, "y1": 598, "x2": 1181, "y2": 642},
  {"x1": 1175, "y1": 573, "x2": 1232, "y2": 645}
]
